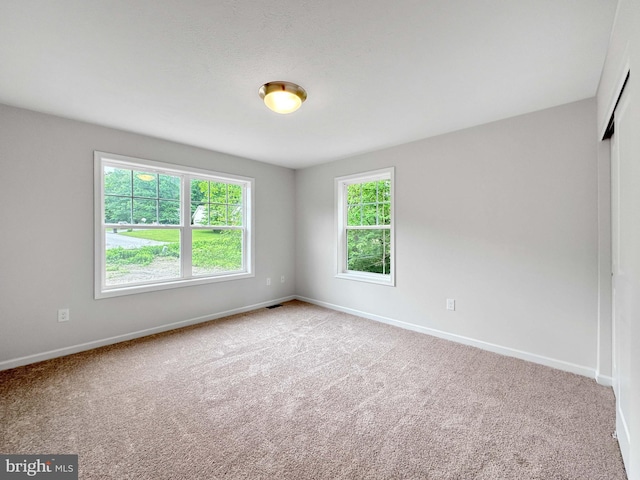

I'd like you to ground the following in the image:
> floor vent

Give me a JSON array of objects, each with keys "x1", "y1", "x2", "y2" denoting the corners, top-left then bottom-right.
[{"x1": 266, "y1": 304, "x2": 283, "y2": 309}]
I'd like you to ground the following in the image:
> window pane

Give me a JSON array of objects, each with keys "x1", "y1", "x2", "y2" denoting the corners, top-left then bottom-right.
[
  {"x1": 133, "y1": 171, "x2": 158, "y2": 198},
  {"x1": 191, "y1": 179, "x2": 209, "y2": 203},
  {"x1": 189, "y1": 180, "x2": 240, "y2": 227},
  {"x1": 383, "y1": 229, "x2": 390, "y2": 274},
  {"x1": 345, "y1": 179, "x2": 391, "y2": 227},
  {"x1": 209, "y1": 204, "x2": 227, "y2": 226},
  {"x1": 133, "y1": 199, "x2": 158, "y2": 224},
  {"x1": 191, "y1": 203, "x2": 207, "y2": 225},
  {"x1": 347, "y1": 184, "x2": 361, "y2": 205},
  {"x1": 98, "y1": 152, "x2": 253, "y2": 297},
  {"x1": 380, "y1": 202, "x2": 391, "y2": 225},
  {"x1": 347, "y1": 229, "x2": 390, "y2": 275},
  {"x1": 347, "y1": 205, "x2": 362, "y2": 226},
  {"x1": 105, "y1": 229, "x2": 180, "y2": 286},
  {"x1": 362, "y1": 203, "x2": 377, "y2": 225},
  {"x1": 361, "y1": 182, "x2": 377, "y2": 203},
  {"x1": 104, "y1": 167, "x2": 132, "y2": 196},
  {"x1": 377, "y1": 179, "x2": 391, "y2": 202},
  {"x1": 210, "y1": 182, "x2": 227, "y2": 203},
  {"x1": 105, "y1": 196, "x2": 131, "y2": 224},
  {"x1": 228, "y1": 184, "x2": 242, "y2": 204},
  {"x1": 159, "y1": 175, "x2": 180, "y2": 200},
  {"x1": 192, "y1": 229, "x2": 243, "y2": 276},
  {"x1": 229, "y1": 205, "x2": 243, "y2": 226},
  {"x1": 159, "y1": 200, "x2": 180, "y2": 225}
]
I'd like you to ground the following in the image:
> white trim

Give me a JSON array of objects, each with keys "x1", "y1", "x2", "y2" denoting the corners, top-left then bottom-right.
[
  {"x1": 595, "y1": 372, "x2": 613, "y2": 387},
  {"x1": 336, "y1": 271, "x2": 395, "y2": 286},
  {"x1": 0, "y1": 296, "x2": 296, "y2": 372},
  {"x1": 94, "y1": 151, "x2": 255, "y2": 299},
  {"x1": 95, "y1": 150, "x2": 253, "y2": 183},
  {"x1": 96, "y1": 271, "x2": 256, "y2": 299},
  {"x1": 335, "y1": 167, "x2": 395, "y2": 286},
  {"x1": 599, "y1": 58, "x2": 630, "y2": 140},
  {"x1": 2, "y1": 294, "x2": 602, "y2": 383},
  {"x1": 596, "y1": 0, "x2": 628, "y2": 139},
  {"x1": 336, "y1": 167, "x2": 395, "y2": 185},
  {"x1": 616, "y1": 403, "x2": 631, "y2": 476},
  {"x1": 596, "y1": 139, "x2": 613, "y2": 383},
  {"x1": 296, "y1": 295, "x2": 596, "y2": 379}
]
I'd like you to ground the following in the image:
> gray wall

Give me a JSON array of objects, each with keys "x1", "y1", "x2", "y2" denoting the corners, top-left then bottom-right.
[
  {"x1": 0, "y1": 104, "x2": 296, "y2": 367},
  {"x1": 296, "y1": 99, "x2": 599, "y2": 374},
  {"x1": 0, "y1": 99, "x2": 602, "y2": 378}
]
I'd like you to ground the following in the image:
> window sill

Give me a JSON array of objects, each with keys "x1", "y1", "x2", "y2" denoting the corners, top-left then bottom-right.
[
  {"x1": 96, "y1": 271, "x2": 255, "y2": 299},
  {"x1": 335, "y1": 272, "x2": 395, "y2": 286}
]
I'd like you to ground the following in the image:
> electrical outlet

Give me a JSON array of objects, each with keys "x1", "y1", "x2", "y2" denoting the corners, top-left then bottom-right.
[
  {"x1": 266, "y1": 277, "x2": 271, "y2": 286},
  {"x1": 58, "y1": 308, "x2": 70, "y2": 322},
  {"x1": 281, "y1": 275, "x2": 285, "y2": 283},
  {"x1": 446, "y1": 299, "x2": 455, "y2": 311}
]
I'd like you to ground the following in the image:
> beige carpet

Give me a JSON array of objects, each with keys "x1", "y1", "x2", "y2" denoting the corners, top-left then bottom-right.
[{"x1": 0, "y1": 300, "x2": 627, "y2": 479}]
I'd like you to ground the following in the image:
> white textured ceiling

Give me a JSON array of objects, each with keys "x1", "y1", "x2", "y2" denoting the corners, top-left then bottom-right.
[{"x1": 0, "y1": 0, "x2": 617, "y2": 169}]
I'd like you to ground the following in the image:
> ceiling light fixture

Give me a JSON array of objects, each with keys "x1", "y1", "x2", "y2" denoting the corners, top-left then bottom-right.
[{"x1": 259, "y1": 81, "x2": 307, "y2": 114}]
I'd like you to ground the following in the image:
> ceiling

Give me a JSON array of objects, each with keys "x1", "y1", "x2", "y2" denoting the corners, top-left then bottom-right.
[{"x1": 0, "y1": 0, "x2": 617, "y2": 169}]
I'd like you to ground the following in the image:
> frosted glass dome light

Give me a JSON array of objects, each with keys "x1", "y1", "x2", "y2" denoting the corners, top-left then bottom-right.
[{"x1": 259, "y1": 81, "x2": 307, "y2": 114}]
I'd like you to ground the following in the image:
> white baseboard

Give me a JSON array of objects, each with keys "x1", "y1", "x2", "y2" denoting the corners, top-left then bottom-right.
[
  {"x1": 595, "y1": 371, "x2": 614, "y2": 387},
  {"x1": 616, "y1": 404, "x2": 632, "y2": 478},
  {"x1": 0, "y1": 296, "x2": 296, "y2": 371},
  {"x1": 296, "y1": 295, "x2": 596, "y2": 380},
  {"x1": 1, "y1": 294, "x2": 600, "y2": 384}
]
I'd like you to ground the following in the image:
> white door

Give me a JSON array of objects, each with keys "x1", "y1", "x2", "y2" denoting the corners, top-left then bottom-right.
[{"x1": 610, "y1": 78, "x2": 635, "y2": 473}]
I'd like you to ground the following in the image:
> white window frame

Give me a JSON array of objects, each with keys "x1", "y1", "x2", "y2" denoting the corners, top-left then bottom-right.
[
  {"x1": 335, "y1": 167, "x2": 395, "y2": 286},
  {"x1": 94, "y1": 151, "x2": 254, "y2": 299}
]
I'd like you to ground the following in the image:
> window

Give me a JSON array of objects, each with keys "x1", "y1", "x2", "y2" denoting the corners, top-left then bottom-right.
[
  {"x1": 335, "y1": 167, "x2": 395, "y2": 285},
  {"x1": 94, "y1": 151, "x2": 254, "y2": 298}
]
